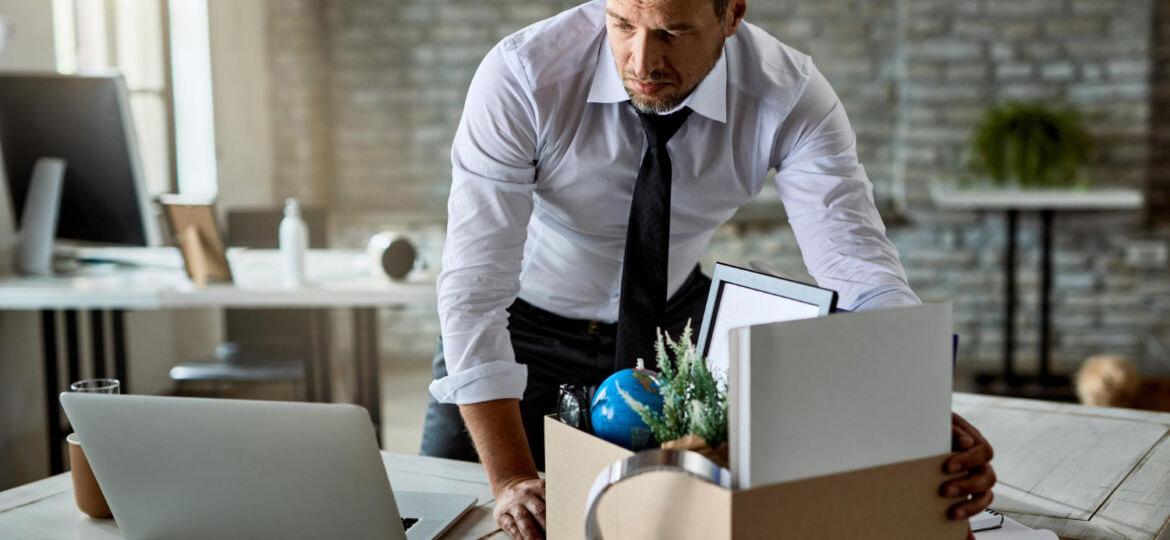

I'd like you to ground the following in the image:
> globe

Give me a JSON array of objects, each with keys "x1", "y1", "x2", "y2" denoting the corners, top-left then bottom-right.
[{"x1": 590, "y1": 366, "x2": 663, "y2": 451}]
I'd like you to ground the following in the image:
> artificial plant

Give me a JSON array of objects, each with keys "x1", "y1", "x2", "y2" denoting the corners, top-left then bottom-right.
[{"x1": 617, "y1": 323, "x2": 728, "y2": 452}]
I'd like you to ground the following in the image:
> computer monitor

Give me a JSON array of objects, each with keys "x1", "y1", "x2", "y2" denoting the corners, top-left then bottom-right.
[{"x1": 0, "y1": 72, "x2": 161, "y2": 246}]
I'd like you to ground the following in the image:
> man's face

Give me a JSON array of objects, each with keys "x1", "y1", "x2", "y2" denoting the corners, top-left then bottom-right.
[{"x1": 605, "y1": 0, "x2": 736, "y2": 114}]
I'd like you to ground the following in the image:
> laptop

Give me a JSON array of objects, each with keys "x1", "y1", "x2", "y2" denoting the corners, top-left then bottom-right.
[{"x1": 60, "y1": 393, "x2": 476, "y2": 540}]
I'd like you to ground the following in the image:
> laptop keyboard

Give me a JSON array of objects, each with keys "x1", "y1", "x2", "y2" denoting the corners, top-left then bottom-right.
[{"x1": 402, "y1": 517, "x2": 419, "y2": 531}]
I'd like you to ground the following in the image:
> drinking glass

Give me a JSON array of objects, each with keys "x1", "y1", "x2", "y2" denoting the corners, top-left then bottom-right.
[{"x1": 70, "y1": 378, "x2": 120, "y2": 394}]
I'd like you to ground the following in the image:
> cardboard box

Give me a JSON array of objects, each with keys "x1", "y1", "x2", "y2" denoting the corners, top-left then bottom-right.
[{"x1": 545, "y1": 416, "x2": 968, "y2": 539}]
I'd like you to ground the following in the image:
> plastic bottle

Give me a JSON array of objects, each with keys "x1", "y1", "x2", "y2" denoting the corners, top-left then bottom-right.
[{"x1": 279, "y1": 197, "x2": 308, "y2": 287}]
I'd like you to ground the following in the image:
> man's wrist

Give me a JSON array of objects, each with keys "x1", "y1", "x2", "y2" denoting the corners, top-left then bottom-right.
[
  {"x1": 494, "y1": 472, "x2": 543, "y2": 497},
  {"x1": 458, "y1": 399, "x2": 539, "y2": 494}
]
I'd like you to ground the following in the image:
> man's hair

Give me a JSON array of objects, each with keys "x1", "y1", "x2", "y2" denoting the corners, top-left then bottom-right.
[{"x1": 710, "y1": 0, "x2": 730, "y2": 22}]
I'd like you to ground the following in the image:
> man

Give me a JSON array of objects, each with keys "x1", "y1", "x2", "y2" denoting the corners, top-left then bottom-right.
[{"x1": 423, "y1": 0, "x2": 996, "y2": 538}]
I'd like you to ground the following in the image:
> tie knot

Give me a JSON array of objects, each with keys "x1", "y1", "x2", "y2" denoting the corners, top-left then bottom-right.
[{"x1": 636, "y1": 107, "x2": 692, "y2": 148}]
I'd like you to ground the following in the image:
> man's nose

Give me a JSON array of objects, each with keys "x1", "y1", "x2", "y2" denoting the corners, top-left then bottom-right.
[{"x1": 629, "y1": 31, "x2": 664, "y2": 79}]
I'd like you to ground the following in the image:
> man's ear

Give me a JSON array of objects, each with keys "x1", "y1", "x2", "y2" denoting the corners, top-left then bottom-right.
[{"x1": 724, "y1": 0, "x2": 747, "y2": 37}]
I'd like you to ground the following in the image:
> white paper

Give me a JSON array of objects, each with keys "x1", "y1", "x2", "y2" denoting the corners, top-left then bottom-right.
[
  {"x1": 705, "y1": 282, "x2": 823, "y2": 380},
  {"x1": 974, "y1": 516, "x2": 1059, "y2": 540},
  {"x1": 729, "y1": 303, "x2": 954, "y2": 488}
]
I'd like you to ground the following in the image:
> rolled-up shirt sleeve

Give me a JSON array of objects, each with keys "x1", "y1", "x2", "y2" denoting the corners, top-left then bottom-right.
[
  {"x1": 771, "y1": 61, "x2": 920, "y2": 312},
  {"x1": 430, "y1": 42, "x2": 539, "y2": 404}
]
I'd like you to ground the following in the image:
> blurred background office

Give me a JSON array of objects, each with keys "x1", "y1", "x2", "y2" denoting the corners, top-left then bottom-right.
[{"x1": 1, "y1": 0, "x2": 1168, "y2": 491}]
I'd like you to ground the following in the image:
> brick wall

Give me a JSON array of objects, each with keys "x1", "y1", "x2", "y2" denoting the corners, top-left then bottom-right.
[
  {"x1": 897, "y1": 0, "x2": 1152, "y2": 208},
  {"x1": 268, "y1": 0, "x2": 334, "y2": 206},
  {"x1": 266, "y1": 0, "x2": 1170, "y2": 375},
  {"x1": 883, "y1": 0, "x2": 1167, "y2": 375}
]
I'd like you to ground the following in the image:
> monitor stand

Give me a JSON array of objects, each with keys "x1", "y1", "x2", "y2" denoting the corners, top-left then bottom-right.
[{"x1": 17, "y1": 157, "x2": 67, "y2": 275}]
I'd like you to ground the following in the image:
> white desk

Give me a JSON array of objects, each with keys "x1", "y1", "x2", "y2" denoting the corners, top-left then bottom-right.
[
  {"x1": 2, "y1": 394, "x2": 1168, "y2": 539},
  {"x1": 0, "y1": 247, "x2": 436, "y2": 475},
  {"x1": 0, "y1": 248, "x2": 436, "y2": 308}
]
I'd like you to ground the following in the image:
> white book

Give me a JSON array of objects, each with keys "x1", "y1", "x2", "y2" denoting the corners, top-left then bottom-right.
[{"x1": 727, "y1": 303, "x2": 954, "y2": 489}]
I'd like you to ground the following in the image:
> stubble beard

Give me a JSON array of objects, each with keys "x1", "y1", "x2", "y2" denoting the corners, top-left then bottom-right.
[{"x1": 622, "y1": 37, "x2": 725, "y2": 115}]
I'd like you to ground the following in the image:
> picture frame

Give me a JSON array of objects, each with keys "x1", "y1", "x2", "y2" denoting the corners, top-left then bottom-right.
[
  {"x1": 159, "y1": 195, "x2": 232, "y2": 286},
  {"x1": 696, "y1": 262, "x2": 838, "y2": 376}
]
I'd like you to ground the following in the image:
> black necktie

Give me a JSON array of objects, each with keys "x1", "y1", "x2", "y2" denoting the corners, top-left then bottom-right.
[{"x1": 615, "y1": 106, "x2": 693, "y2": 371}]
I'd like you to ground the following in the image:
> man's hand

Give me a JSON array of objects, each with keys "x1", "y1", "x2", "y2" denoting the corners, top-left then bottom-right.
[
  {"x1": 458, "y1": 399, "x2": 545, "y2": 539},
  {"x1": 493, "y1": 474, "x2": 546, "y2": 540},
  {"x1": 942, "y1": 413, "x2": 996, "y2": 539}
]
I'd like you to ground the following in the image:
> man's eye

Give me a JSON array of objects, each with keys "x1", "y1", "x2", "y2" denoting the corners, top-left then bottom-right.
[{"x1": 615, "y1": 22, "x2": 633, "y2": 32}]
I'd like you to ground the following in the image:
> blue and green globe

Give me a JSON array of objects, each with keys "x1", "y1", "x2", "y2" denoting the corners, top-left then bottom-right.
[{"x1": 590, "y1": 367, "x2": 663, "y2": 451}]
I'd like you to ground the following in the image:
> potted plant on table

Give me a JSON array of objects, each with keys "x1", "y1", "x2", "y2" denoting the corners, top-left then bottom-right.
[{"x1": 962, "y1": 102, "x2": 1094, "y2": 189}]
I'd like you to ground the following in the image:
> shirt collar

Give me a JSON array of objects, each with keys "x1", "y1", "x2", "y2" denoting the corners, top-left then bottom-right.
[{"x1": 586, "y1": 37, "x2": 728, "y2": 123}]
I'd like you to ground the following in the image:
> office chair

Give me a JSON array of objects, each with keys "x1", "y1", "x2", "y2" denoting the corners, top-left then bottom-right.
[{"x1": 169, "y1": 207, "x2": 329, "y2": 400}]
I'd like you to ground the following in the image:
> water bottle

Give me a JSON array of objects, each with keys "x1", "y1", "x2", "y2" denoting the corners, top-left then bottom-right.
[{"x1": 279, "y1": 198, "x2": 308, "y2": 287}]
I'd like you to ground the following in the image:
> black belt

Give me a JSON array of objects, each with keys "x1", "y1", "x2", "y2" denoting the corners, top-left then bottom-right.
[
  {"x1": 508, "y1": 265, "x2": 709, "y2": 341},
  {"x1": 508, "y1": 297, "x2": 619, "y2": 338}
]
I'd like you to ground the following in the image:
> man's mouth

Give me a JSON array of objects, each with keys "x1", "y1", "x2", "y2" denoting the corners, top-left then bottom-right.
[{"x1": 627, "y1": 79, "x2": 672, "y2": 96}]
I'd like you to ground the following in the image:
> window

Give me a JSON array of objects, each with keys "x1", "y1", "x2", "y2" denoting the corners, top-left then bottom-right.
[{"x1": 53, "y1": 0, "x2": 217, "y2": 198}]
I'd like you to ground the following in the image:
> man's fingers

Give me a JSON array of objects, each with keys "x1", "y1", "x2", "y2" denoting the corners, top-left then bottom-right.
[
  {"x1": 498, "y1": 512, "x2": 521, "y2": 540},
  {"x1": 945, "y1": 442, "x2": 994, "y2": 474},
  {"x1": 952, "y1": 424, "x2": 975, "y2": 450},
  {"x1": 525, "y1": 496, "x2": 547, "y2": 529},
  {"x1": 940, "y1": 466, "x2": 997, "y2": 497},
  {"x1": 510, "y1": 506, "x2": 543, "y2": 540},
  {"x1": 952, "y1": 413, "x2": 986, "y2": 441},
  {"x1": 949, "y1": 489, "x2": 994, "y2": 520}
]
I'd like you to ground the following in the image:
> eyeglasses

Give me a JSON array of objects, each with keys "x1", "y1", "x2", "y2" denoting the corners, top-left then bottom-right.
[{"x1": 556, "y1": 383, "x2": 597, "y2": 433}]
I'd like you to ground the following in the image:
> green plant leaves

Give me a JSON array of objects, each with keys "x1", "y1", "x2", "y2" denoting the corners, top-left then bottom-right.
[
  {"x1": 965, "y1": 102, "x2": 1093, "y2": 188},
  {"x1": 628, "y1": 321, "x2": 729, "y2": 448}
]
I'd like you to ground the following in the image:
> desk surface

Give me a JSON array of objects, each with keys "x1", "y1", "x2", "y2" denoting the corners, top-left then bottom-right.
[
  {"x1": 953, "y1": 393, "x2": 1170, "y2": 540},
  {"x1": 3, "y1": 394, "x2": 1168, "y2": 540},
  {"x1": 0, "y1": 248, "x2": 436, "y2": 309}
]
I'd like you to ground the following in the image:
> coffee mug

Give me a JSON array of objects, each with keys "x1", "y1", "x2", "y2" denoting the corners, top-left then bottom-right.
[{"x1": 67, "y1": 433, "x2": 112, "y2": 519}]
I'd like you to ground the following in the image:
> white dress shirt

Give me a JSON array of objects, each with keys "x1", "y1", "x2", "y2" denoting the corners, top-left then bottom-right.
[{"x1": 430, "y1": 0, "x2": 919, "y2": 405}]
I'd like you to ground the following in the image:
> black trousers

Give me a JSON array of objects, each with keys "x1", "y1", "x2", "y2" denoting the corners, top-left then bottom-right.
[{"x1": 420, "y1": 267, "x2": 711, "y2": 470}]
